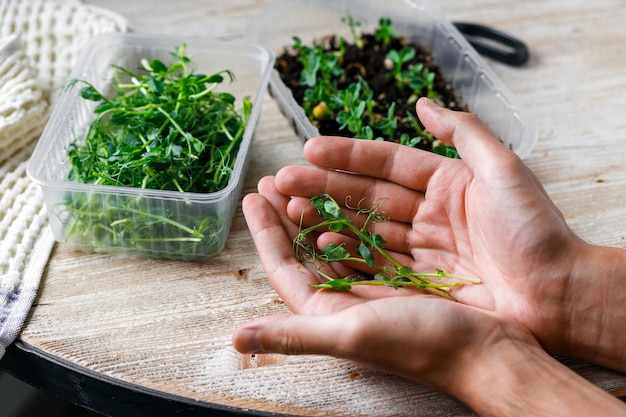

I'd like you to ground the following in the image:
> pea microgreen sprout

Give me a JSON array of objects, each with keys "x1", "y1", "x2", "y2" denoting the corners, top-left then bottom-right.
[
  {"x1": 375, "y1": 17, "x2": 396, "y2": 49},
  {"x1": 432, "y1": 140, "x2": 460, "y2": 159},
  {"x1": 385, "y1": 46, "x2": 437, "y2": 99},
  {"x1": 294, "y1": 194, "x2": 480, "y2": 300},
  {"x1": 294, "y1": 37, "x2": 322, "y2": 88},
  {"x1": 375, "y1": 102, "x2": 398, "y2": 141},
  {"x1": 403, "y1": 62, "x2": 438, "y2": 99},
  {"x1": 332, "y1": 77, "x2": 376, "y2": 139},
  {"x1": 64, "y1": 44, "x2": 252, "y2": 258},
  {"x1": 342, "y1": 14, "x2": 364, "y2": 50},
  {"x1": 293, "y1": 36, "x2": 343, "y2": 120},
  {"x1": 399, "y1": 133, "x2": 422, "y2": 148},
  {"x1": 385, "y1": 46, "x2": 417, "y2": 88}
]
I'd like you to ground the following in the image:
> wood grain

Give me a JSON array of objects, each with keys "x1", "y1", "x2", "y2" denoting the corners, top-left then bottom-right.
[{"x1": 16, "y1": 0, "x2": 626, "y2": 415}]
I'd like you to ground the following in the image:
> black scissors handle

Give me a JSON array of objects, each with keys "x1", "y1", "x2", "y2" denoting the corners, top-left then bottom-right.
[{"x1": 453, "y1": 22, "x2": 529, "y2": 67}]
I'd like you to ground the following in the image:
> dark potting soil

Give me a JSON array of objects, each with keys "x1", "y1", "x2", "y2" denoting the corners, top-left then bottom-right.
[{"x1": 275, "y1": 31, "x2": 468, "y2": 153}]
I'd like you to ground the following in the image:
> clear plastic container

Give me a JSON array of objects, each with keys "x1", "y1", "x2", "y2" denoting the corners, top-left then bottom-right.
[
  {"x1": 28, "y1": 33, "x2": 274, "y2": 261},
  {"x1": 246, "y1": 0, "x2": 537, "y2": 158}
]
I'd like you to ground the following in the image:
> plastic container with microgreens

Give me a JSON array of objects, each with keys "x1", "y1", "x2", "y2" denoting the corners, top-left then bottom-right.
[
  {"x1": 28, "y1": 33, "x2": 275, "y2": 261},
  {"x1": 246, "y1": 0, "x2": 537, "y2": 158}
]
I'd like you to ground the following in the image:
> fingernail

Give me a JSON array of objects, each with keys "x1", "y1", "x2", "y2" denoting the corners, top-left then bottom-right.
[
  {"x1": 236, "y1": 328, "x2": 263, "y2": 353},
  {"x1": 419, "y1": 97, "x2": 441, "y2": 111}
]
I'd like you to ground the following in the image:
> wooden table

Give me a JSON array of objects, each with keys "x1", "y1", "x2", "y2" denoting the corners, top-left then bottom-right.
[{"x1": 3, "y1": 1, "x2": 626, "y2": 416}]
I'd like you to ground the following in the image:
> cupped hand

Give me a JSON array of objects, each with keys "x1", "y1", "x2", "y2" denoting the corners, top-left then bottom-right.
[
  {"x1": 234, "y1": 178, "x2": 539, "y2": 398},
  {"x1": 233, "y1": 165, "x2": 626, "y2": 416},
  {"x1": 271, "y1": 98, "x2": 591, "y2": 356},
  {"x1": 241, "y1": 174, "x2": 409, "y2": 318}
]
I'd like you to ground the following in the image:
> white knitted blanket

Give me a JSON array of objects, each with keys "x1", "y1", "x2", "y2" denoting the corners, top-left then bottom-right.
[{"x1": 0, "y1": 0, "x2": 128, "y2": 358}]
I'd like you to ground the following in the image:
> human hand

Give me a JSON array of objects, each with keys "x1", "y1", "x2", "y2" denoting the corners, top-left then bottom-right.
[
  {"x1": 233, "y1": 178, "x2": 626, "y2": 416},
  {"x1": 268, "y1": 98, "x2": 626, "y2": 368},
  {"x1": 233, "y1": 176, "x2": 524, "y2": 400}
]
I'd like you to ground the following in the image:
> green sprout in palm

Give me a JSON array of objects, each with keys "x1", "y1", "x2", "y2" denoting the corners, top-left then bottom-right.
[{"x1": 294, "y1": 194, "x2": 479, "y2": 300}]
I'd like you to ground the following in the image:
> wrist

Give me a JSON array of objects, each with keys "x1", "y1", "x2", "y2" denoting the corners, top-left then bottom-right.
[
  {"x1": 450, "y1": 320, "x2": 626, "y2": 416},
  {"x1": 446, "y1": 321, "x2": 538, "y2": 414},
  {"x1": 558, "y1": 243, "x2": 626, "y2": 371}
]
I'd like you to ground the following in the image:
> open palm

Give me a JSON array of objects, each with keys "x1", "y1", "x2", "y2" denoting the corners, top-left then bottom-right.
[
  {"x1": 270, "y1": 98, "x2": 588, "y2": 354},
  {"x1": 239, "y1": 174, "x2": 541, "y2": 393}
]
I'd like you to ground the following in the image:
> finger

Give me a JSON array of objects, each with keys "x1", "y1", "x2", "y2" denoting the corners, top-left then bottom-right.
[
  {"x1": 242, "y1": 190, "x2": 320, "y2": 312},
  {"x1": 255, "y1": 176, "x2": 301, "y2": 239},
  {"x1": 302, "y1": 135, "x2": 447, "y2": 191},
  {"x1": 232, "y1": 313, "x2": 350, "y2": 356},
  {"x1": 245, "y1": 182, "x2": 387, "y2": 313},
  {"x1": 415, "y1": 97, "x2": 520, "y2": 177},
  {"x1": 276, "y1": 165, "x2": 424, "y2": 223},
  {"x1": 416, "y1": 98, "x2": 554, "y2": 205}
]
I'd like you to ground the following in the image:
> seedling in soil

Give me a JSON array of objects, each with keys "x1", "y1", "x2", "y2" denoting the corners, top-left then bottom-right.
[
  {"x1": 275, "y1": 15, "x2": 468, "y2": 156},
  {"x1": 342, "y1": 14, "x2": 364, "y2": 50},
  {"x1": 375, "y1": 17, "x2": 396, "y2": 50}
]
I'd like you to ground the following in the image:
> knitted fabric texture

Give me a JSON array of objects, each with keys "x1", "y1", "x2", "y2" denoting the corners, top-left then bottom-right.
[
  {"x1": 0, "y1": 34, "x2": 50, "y2": 165},
  {"x1": 0, "y1": 0, "x2": 129, "y2": 100},
  {"x1": 0, "y1": 0, "x2": 128, "y2": 359}
]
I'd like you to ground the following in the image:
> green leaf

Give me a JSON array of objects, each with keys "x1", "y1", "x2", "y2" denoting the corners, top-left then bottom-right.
[
  {"x1": 94, "y1": 102, "x2": 114, "y2": 114},
  {"x1": 322, "y1": 244, "x2": 350, "y2": 261},
  {"x1": 168, "y1": 143, "x2": 183, "y2": 157},
  {"x1": 328, "y1": 221, "x2": 346, "y2": 232},
  {"x1": 323, "y1": 199, "x2": 343, "y2": 219},
  {"x1": 386, "y1": 49, "x2": 399, "y2": 63},
  {"x1": 358, "y1": 242, "x2": 375, "y2": 267},
  {"x1": 400, "y1": 134, "x2": 422, "y2": 147},
  {"x1": 311, "y1": 195, "x2": 326, "y2": 214},
  {"x1": 336, "y1": 111, "x2": 350, "y2": 128},
  {"x1": 433, "y1": 143, "x2": 460, "y2": 159},
  {"x1": 399, "y1": 47, "x2": 416, "y2": 63},
  {"x1": 188, "y1": 134, "x2": 204, "y2": 154},
  {"x1": 354, "y1": 100, "x2": 366, "y2": 118},
  {"x1": 242, "y1": 96, "x2": 253, "y2": 119},
  {"x1": 217, "y1": 92, "x2": 236, "y2": 105},
  {"x1": 292, "y1": 36, "x2": 303, "y2": 50},
  {"x1": 206, "y1": 74, "x2": 225, "y2": 84},
  {"x1": 372, "y1": 233, "x2": 386, "y2": 248},
  {"x1": 359, "y1": 125, "x2": 374, "y2": 140},
  {"x1": 124, "y1": 134, "x2": 142, "y2": 147},
  {"x1": 300, "y1": 48, "x2": 322, "y2": 87},
  {"x1": 408, "y1": 77, "x2": 425, "y2": 91},
  {"x1": 446, "y1": 146, "x2": 460, "y2": 159},
  {"x1": 374, "y1": 272, "x2": 392, "y2": 285},
  {"x1": 149, "y1": 59, "x2": 168, "y2": 73},
  {"x1": 147, "y1": 76, "x2": 165, "y2": 94},
  {"x1": 360, "y1": 229, "x2": 372, "y2": 241},
  {"x1": 79, "y1": 85, "x2": 103, "y2": 101}
]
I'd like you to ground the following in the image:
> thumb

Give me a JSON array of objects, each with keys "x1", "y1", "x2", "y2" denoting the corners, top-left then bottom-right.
[
  {"x1": 232, "y1": 313, "x2": 348, "y2": 356},
  {"x1": 416, "y1": 97, "x2": 517, "y2": 172}
]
